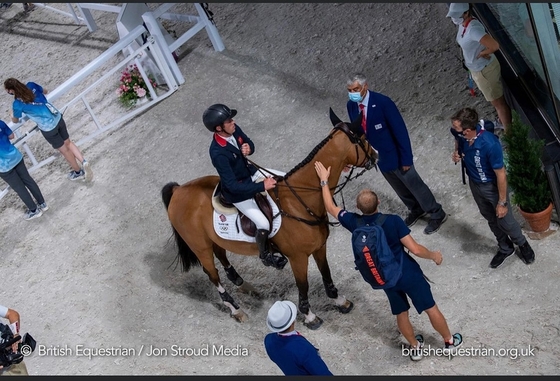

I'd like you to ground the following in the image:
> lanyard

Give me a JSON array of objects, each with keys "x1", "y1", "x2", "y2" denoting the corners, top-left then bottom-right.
[
  {"x1": 461, "y1": 18, "x2": 474, "y2": 38},
  {"x1": 466, "y1": 128, "x2": 485, "y2": 144}
]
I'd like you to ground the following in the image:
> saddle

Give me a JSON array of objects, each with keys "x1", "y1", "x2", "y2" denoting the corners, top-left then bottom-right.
[{"x1": 212, "y1": 183, "x2": 274, "y2": 237}]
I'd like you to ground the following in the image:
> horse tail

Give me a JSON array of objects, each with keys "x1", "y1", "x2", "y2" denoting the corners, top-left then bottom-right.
[
  {"x1": 161, "y1": 182, "x2": 180, "y2": 210},
  {"x1": 161, "y1": 182, "x2": 201, "y2": 272},
  {"x1": 171, "y1": 226, "x2": 201, "y2": 272}
]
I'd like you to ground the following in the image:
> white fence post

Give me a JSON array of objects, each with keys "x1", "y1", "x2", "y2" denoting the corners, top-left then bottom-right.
[{"x1": 1, "y1": 25, "x2": 179, "y2": 201}]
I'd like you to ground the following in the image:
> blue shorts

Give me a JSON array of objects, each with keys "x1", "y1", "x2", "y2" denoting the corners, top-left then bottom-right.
[{"x1": 383, "y1": 257, "x2": 435, "y2": 315}]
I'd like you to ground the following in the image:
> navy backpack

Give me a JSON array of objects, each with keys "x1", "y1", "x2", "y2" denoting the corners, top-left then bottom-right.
[{"x1": 351, "y1": 214, "x2": 403, "y2": 289}]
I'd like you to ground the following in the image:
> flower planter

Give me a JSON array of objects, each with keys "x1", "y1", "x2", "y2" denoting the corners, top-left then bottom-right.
[
  {"x1": 116, "y1": 64, "x2": 158, "y2": 109},
  {"x1": 519, "y1": 202, "x2": 553, "y2": 233},
  {"x1": 134, "y1": 96, "x2": 150, "y2": 106}
]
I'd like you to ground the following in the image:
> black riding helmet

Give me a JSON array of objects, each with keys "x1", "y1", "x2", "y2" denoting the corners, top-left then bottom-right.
[{"x1": 203, "y1": 104, "x2": 238, "y2": 132}]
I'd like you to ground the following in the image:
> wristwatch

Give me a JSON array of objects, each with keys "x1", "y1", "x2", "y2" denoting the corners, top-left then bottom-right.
[
  {"x1": 320, "y1": 180, "x2": 328, "y2": 187},
  {"x1": 498, "y1": 201, "x2": 508, "y2": 207}
]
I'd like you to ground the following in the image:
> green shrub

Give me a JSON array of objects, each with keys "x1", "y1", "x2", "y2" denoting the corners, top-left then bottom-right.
[{"x1": 502, "y1": 111, "x2": 551, "y2": 213}]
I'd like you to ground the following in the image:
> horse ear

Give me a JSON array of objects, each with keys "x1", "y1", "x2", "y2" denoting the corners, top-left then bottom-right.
[
  {"x1": 349, "y1": 112, "x2": 364, "y2": 136},
  {"x1": 329, "y1": 107, "x2": 343, "y2": 127}
]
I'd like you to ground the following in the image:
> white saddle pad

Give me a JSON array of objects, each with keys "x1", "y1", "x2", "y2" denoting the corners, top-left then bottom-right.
[{"x1": 213, "y1": 192, "x2": 282, "y2": 242}]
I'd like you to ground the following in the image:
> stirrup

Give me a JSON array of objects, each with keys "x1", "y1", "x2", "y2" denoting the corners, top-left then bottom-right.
[{"x1": 261, "y1": 252, "x2": 288, "y2": 270}]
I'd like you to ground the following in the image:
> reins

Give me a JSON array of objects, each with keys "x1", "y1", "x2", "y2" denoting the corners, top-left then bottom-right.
[{"x1": 245, "y1": 123, "x2": 377, "y2": 227}]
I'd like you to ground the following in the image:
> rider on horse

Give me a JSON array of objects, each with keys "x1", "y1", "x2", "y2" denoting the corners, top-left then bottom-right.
[{"x1": 204, "y1": 104, "x2": 288, "y2": 270}]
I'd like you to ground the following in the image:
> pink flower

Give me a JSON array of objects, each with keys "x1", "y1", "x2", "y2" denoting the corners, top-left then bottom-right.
[
  {"x1": 135, "y1": 87, "x2": 147, "y2": 98},
  {"x1": 117, "y1": 65, "x2": 156, "y2": 104}
]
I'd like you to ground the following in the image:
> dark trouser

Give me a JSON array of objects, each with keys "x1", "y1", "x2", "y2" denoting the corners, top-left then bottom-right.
[
  {"x1": 0, "y1": 159, "x2": 44, "y2": 210},
  {"x1": 468, "y1": 179, "x2": 526, "y2": 253},
  {"x1": 382, "y1": 164, "x2": 445, "y2": 219}
]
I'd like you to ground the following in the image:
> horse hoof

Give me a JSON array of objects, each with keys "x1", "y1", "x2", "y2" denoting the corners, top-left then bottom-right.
[
  {"x1": 336, "y1": 300, "x2": 354, "y2": 314},
  {"x1": 232, "y1": 310, "x2": 249, "y2": 323},
  {"x1": 303, "y1": 316, "x2": 323, "y2": 330}
]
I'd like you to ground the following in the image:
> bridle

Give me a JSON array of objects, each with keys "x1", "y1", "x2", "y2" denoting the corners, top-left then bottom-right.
[
  {"x1": 329, "y1": 123, "x2": 377, "y2": 210},
  {"x1": 332, "y1": 122, "x2": 376, "y2": 172},
  {"x1": 248, "y1": 122, "x2": 378, "y2": 227}
]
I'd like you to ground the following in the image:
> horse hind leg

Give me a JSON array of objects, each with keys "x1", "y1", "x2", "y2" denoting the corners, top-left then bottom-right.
[
  {"x1": 213, "y1": 244, "x2": 260, "y2": 296},
  {"x1": 206, "y1": 245, "x2": 249, "y2": 322},
  {"x1": 213, "y1": 244, "x2": 244, "y2": 286},
  {"x1": 312, "y1": 248, "x2": 354, "y2": 314},
  {"x1": 202, "y1": 264, "x2": 249, "y2": 323}
]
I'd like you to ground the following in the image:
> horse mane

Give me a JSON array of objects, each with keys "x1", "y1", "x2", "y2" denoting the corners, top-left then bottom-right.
[{"x1": 283, "y1": 125, "x2": 341, "y2": 180}]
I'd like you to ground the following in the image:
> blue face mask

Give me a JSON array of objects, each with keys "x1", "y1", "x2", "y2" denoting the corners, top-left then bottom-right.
[{"x1": 348, "y1": 91, "x2": 363, "y2": 103}]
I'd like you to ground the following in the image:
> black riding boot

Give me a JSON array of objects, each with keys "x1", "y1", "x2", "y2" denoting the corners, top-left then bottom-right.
[{"x1": 256, "y1": 229, "x2": 287, "y2": 270}]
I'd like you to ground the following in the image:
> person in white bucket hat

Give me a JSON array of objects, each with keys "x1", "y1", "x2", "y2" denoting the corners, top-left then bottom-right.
[{"x1": 263, "y1": 300, "x2": 332, "y2": 375}]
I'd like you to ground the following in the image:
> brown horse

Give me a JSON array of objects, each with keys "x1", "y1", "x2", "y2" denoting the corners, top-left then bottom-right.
[{"x1": 161, "y1": 108, "x2": 377, "y2": 329}]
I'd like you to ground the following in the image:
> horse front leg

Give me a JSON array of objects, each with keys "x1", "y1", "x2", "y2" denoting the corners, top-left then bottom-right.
[
  {"x1": 312, "y1": 246, "x2": 354, "y2": 314},
  {"x1": 290, "y1": 255, "x2": 323, "y2": 330}
]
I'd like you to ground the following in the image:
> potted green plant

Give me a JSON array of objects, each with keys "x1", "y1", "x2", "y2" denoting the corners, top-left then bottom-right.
[{"x1": 502, "y1": 110, "x2": 553, "y2": 232}]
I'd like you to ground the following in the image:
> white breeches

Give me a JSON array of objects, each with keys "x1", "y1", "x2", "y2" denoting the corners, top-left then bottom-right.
[
  {"x1": 233, "y1": 198, "x2": 269, "y2": 230},
  {"x1": 233, "y1": 168, "x2": 286, "y2": 232}
]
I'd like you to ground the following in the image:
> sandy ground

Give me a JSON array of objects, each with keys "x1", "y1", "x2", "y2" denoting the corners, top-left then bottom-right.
[{"x1": 0, "y1": 3, "x2": 559, "y2": 376}]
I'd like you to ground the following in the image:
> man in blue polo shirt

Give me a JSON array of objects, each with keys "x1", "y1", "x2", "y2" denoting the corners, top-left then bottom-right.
[
  {"x1": 450, "y1": 107, "x2": 535, "y2": 268},
  {"x1": 314, "y1": 161, "x2": 462, "y2": 361}
]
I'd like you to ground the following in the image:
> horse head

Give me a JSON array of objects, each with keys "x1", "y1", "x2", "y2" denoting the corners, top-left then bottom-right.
[{"x1": 329, "y1": 108, "x2": 378, "y2": 170}]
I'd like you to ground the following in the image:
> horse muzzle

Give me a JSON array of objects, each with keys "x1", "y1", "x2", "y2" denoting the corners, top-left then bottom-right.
[{"x1": 364, "y1": 159, "x2": 376, "y2": 171}]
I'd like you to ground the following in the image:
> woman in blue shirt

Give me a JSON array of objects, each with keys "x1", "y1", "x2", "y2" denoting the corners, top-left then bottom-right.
[
  {"x1": 0, "y1": 120, "x2": 47, "y2": 220},
  {"x1": 4, "y1": 78, "x2": 92, "y2": 182}
]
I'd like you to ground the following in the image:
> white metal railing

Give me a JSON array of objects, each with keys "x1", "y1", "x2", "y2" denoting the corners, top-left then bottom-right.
[
  {"x1": 1, "y1": 24, "x2": 179, "y2": 200},
  {"x1": 31, "y1": 3, "x2": 85, "y2": 25},
  {"x1": 142, "y1": 3, "x2": 225, "y2": 86},
  {"x1": 1, "y1": 3, "x2": 226, "y2": 201}
]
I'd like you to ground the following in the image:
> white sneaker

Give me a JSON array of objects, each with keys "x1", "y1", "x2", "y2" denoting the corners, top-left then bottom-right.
[
  {"x1": 82, "y1": 159, "x2": 93, "y2": 182},
  {"x1": 409, "y1": 334, "x2": 424, "y2": 361},
  {"x1": 37, "y1": 202, "x2": 49, "y2": 211}
]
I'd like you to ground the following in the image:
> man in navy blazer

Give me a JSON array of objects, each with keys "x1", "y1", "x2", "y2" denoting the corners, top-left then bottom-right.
[
  {"x1": 346, "y1": 73, "x2": 447, "y2": 235},
  {"x1": 204, "y1": 104, "x2": 287, "y2": 269}
]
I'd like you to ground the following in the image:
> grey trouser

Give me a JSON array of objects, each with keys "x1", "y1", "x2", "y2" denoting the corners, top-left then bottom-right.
[
  {"x1": 468, "y1": 179, "x2": 527, "y2": 253},
  {"x1": 382, "y1": 164, "x2": 445, "y2": 219},
  {"x1": 0, "y1": 159, "x2": 45, "y2": 211}
]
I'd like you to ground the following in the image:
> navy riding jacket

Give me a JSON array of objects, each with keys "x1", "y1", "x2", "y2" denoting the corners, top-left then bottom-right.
[{"x1": 209, "y1": 124, "x2": 264, "y2": 203}]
